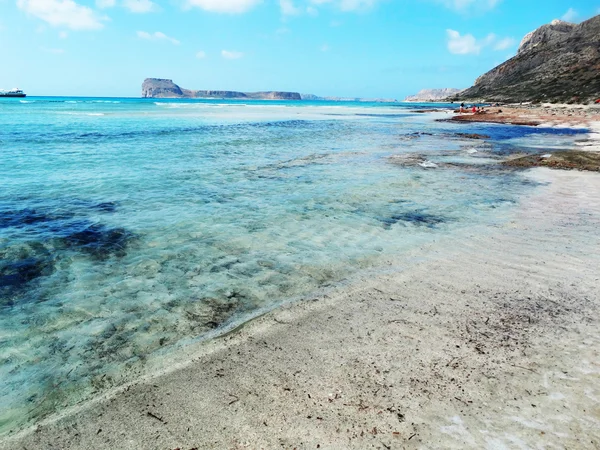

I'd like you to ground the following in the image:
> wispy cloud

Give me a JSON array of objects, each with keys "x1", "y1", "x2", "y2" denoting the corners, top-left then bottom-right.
[
  {"x1": 561, "y1": 7, "x2": 577, "y2": 22},
  {"x1": 221, "y1": 49, "x2": 243, "y2": 59},
  {"x1": 184, "y1": 0, "x2": 261, "y2": 13},
  {"x1": 123, "y1": 0, "x2": 157, "y2": 13},
  {"x1": 280, "y1": 0, "x2": 300, "y2": 15},
  {"x1": 320, "y1": 43, "x2": 330, "y2": 52},
  {"x1": 41, "y1": 46, "x2": 65, "y2": 53},
  {"x1": 196, "y1": 50, "x2": 206, "y2": 58},
  {"x1": 437, "y1": 0, "x2": 500, "y2": 12},
  {"x1": 306, "y1": 5, "x2": 317, "y2": 15},
  {"x1": 95, "y1": 0, "x2": 115, "y2": 8},
  {"x1": 446, "y1": 29, "x2": 512, "y2": 55},
  {"x1": 17, "y1": 0, "x2": 106, "y2": 30},
  {"x1": 137, "y1": 30, "x2": 180, "y2": 44},
  {"x1": 493, "y1": 36, "x2": 516, "y2": 50},
  {"x1": 59, "y1": 30, "x2": 68, "y2": 38},
  {"x1": 309, "y1": 0, "x2": 380, "y2": 12}
]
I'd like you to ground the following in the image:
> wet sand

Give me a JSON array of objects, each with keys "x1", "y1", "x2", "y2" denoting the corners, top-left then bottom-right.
[{"x1": 2, "y1": 164, "x2": 600, "y2": 449}]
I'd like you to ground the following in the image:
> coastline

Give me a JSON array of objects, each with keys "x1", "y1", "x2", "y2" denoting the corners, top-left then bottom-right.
[
  {"x1": 445, "y1": 104, "x2": 600, "y2": 128},
  {"x1": 2, "y1": 132, "x2": 600, "y2": 448}
]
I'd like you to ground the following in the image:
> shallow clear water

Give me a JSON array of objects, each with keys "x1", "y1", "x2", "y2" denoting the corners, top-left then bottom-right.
[{"x1": 0, "y1": 97, "x2": 586, "y2": 433}]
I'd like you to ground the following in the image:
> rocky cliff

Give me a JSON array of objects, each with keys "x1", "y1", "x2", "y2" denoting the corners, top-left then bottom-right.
[
  {"x1": 404, "y1": 88, "x2": 463, "y2": 102},
  {"x1": 456, "y1": 15, "x2": 600, "y2": 104},
  {"x1": 142, "y1": 79, "x2": 301, "y2": 100}
]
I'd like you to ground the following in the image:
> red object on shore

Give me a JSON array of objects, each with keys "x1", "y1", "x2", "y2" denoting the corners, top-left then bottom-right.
[{"x1": 595, "y1": 99, "x2": 600, "y2": 104}]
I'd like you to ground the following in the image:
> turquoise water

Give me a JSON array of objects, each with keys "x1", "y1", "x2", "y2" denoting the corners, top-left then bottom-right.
[{"x1": 0, "y1": 97, "x2": 586, "y2": 433}]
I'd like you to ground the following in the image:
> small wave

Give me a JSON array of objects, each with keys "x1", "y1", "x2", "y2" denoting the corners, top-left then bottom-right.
[
  {"x1": 19, "y1": 100, "x2": 33, "y2": 104},
  {"x1": 86, "y1": 113, "x2": 105, "y2": 116}
]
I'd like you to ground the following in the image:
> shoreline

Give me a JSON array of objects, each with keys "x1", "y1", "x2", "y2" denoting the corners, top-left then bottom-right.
[
  {"x1": 2, "y1": 116, "x2": 600, "y2": 449},
  {"x1": 2, "y1": 162, "x2": 600, "y2": 448},
  {"x1": 444, "y1": 104, "x2": 600, "y2": 128}
]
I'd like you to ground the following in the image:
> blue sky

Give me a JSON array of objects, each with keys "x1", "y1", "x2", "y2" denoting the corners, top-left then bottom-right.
[{"x1": 1, "y1": 0, "x2": 598, "y2": 97}]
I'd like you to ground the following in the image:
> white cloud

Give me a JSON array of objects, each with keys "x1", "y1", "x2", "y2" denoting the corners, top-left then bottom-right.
[
  {"x1": 493, "y1": 36, "x2": 515, "y2": 50},
  {"x1": 447, "y1": 29, "x2": 482, "y2": 54},
  {"x1": 41, "y1": 46, "x2": 65, "y2": 53},
  {"x1": 196, "y1": 50, "x2": 206, "y2": 58},
  {"x1": 561, "y1": 8, "x2": 577, "y2": 22},
  {"x1": 309, "y1": 0, "x2": 379, "y2": 12},
  {"x1": 184, "y1": 0, "x2": 261, "y2": 13},
  {"x1": 438, "y1": 0, "x2": 500, "y2": 12},
  {"x1": 137, "y1": 30, "x2": 180, "y2": 44},
  {"x1": 123, "y1": 0, "x2": 156, "y2": 12},
  {"x1": 95, "y1": 0, "x2": 115, "y2": 8},
  {"x1": 280, "y1": 0, "x2": 300, "y2": 15},
  {"x1": 59, "y1": 30, "x2": 68, "y2": 38},
  {"x1": 221, "y1": 49, "x2": 243, "y2": 59},
  {"x1": 17, "y1": 0, "x2": 106, "y2": 30},
  {"x1": 447, "y1": 29, "x2": 513, "y2": 55}
]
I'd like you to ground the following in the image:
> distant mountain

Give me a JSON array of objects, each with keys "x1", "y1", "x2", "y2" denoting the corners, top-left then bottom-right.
[
  {"x1": 300, "y1": 94, "x2": 398, "y2": 102},
  {"x1": 456, "y1": 15, "x2": 600, "y2": 104},
  {"x1": 142, "y1": 78, "x2": 301, "y2": 100},
  {"x1": 404, "y1": 88, "x2": 463, "y2": 102}
]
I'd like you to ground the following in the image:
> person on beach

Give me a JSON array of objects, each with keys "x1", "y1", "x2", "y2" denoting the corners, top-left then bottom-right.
[
  {"x1": 460, "y1": 103, "x2": 465, "y2": 113},
  {"x1": 472, "y1": 105, "x2": 477, "y2": 113}
]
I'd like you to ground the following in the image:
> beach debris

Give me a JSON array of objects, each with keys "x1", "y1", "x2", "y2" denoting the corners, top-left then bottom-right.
[
  {"x1": 541, "y1": 153, "x2": 552, "y2": 158},
  {"x1": 466, "y1": 148, "x2": 478, "y2": 154},
  {"x1": 418, "y1": 161, "x2": 438, "y2": 169},
  {"x1": 147, "y1": 411, "x2": 167, "y2": 424}
]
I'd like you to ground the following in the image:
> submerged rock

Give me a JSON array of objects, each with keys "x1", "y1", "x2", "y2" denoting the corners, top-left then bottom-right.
[
  {"x1": 503, "y1": 150, "x2": 600, "y2": 171},
  {"x1": 378, "y1": 211, "x2": 447, "y2": 229}
]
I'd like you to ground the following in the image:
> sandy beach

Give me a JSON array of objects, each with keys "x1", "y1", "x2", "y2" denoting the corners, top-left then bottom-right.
[
  {"x1": 2, "y1": 118, "x2": 600, "y2": 449},
  {"x1": 447, "y1": 104, "x2": 600, "y2": 128}
]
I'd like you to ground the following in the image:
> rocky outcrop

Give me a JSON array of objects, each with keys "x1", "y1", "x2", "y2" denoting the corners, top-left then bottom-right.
[
  {"x1": 142, "y1": 79, "x2": 301, "y2": 100},
  {"x1": 142, "y1": 79, "x2": 184, "y2": 98},
  {"x1": 404, "y1": 88, "x2": 463, "y2": 102},
  {"x1": 456, "y1": 15, "x2": 600, "y2": 104},
  {"x1": 518, "y1": 19, "x2": 576, "y2": 54}
]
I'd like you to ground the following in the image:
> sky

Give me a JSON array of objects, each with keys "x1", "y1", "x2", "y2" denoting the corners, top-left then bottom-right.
[{"x1": 0, "y1": 0, "x2": 599, "y2": 98}]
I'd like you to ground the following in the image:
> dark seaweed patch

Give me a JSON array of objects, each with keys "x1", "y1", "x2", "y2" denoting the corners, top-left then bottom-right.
[
  {"x1": 0, "y1": 248, "x2": 55, "y2": 306},
  {"x1": 90, "y1": 202, "x2": 118, "y2": 213},
  {"x1": 0, "y1": 208, "x2": 71, "y2": 229},
  {"x1": 0, "y1": 202, "x2": 135, "y2": 307},
  {"x1": 59, "y1": 224, "x2": 134, "y2": 259},
  {"x1": 379, "y1": 211, "x2": 447, "y2": 229},
  {"x1": 0, "y1": 258, "x2": 53, "y2": 289},
  {"x1": 0, "y1": 205, "x2": 134, "y2": 260}
]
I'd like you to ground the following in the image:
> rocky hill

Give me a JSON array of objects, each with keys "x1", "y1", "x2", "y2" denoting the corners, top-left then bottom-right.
[
  {"x1": 456, "y1": 15, "x2": 600, "y2": 104},
  {"x1": 404, "y1": 88, "x2": 463, "y2": 102},
  {"x1": 142, "y1": 78, "x2": 301, "y2": 100}
]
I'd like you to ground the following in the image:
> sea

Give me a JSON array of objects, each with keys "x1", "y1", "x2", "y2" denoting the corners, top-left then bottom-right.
[{"x1": 0, "y1": 97, "x2": 587, "y2": 434}]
